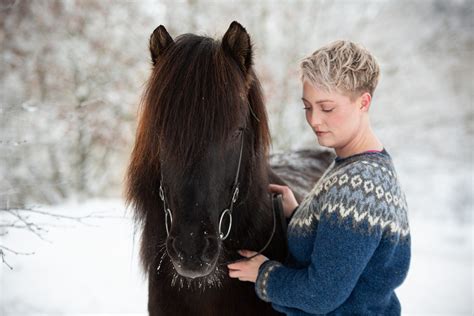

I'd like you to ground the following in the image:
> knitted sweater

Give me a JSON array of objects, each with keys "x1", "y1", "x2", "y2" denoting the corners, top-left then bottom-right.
[{"x1": 255, "y1": 149, "x2": 411, "y2": 315}]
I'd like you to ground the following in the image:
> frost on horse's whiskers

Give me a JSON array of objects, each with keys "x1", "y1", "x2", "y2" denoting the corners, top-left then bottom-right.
[{"x1": 169, "y1": 264, "x2": 225, "y2": 291}]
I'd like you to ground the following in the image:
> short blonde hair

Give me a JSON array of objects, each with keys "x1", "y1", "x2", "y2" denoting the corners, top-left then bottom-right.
[{"x1": 300, "y1": 40, "x2": 380, "y2": 98}]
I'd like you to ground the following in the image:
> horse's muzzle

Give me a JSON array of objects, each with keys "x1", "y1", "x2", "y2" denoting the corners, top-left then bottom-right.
[{"x1": 166, "y1": 234, "x2": 220, "y2": 278}]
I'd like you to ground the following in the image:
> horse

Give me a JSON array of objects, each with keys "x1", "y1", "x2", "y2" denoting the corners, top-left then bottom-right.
[{"x1": 125, "y1": 21, "x2": 334, "y2": 316}]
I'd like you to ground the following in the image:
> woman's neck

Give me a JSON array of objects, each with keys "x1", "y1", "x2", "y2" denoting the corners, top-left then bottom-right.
[{"x1": 335, "y1": 124, "x2": 383, "y2": 159}]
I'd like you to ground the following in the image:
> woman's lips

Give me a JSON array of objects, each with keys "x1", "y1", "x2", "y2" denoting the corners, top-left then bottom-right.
[{"x1": 315, "y1": 131, "x2": 328, "y2": 137}]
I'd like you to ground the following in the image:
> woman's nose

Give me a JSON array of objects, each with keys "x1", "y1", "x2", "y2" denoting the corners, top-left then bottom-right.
[{"x1": 309, "y1": 111, "x2": 323, "y2": 127}]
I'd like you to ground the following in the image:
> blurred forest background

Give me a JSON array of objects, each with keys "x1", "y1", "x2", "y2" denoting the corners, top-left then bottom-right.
[
  {"x1": 0, "y1": 0, "x2": 473, "y2": 314},
  {"x1": 1, "y1": 0, "x2": 472, "y2": 220}
]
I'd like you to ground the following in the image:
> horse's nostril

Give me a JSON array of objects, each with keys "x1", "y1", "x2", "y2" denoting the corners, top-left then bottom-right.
[
  {"x1": 166, "y1": 236, "x2": 183, "y2": 259},
  {"x1": 200, "y1": 236, "x2": 218, "y2": 263},
  {"x1": 172, "y1": 237, "x2": 186, "y2": 258},
  {"x1": 169, "y1": 234, "x2": 219, "y2": 264},
  {"x1": 206, "y1": 235, "x2": 218, "y2": 245}
]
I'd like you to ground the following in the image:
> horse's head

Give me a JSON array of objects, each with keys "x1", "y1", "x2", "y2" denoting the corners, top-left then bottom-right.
[{"x1": 126, "y1": 22, "x2": 271, "y2": 281}]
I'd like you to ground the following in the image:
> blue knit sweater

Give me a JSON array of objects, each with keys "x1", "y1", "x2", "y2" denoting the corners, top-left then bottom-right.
[{"x1": 255, "y1": 149, "x2": 411, "y2": 315}]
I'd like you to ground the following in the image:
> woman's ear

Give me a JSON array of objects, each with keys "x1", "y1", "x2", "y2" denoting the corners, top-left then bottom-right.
[{"x1": 360, "y1": 92, "x2": 372, "y2": 112}]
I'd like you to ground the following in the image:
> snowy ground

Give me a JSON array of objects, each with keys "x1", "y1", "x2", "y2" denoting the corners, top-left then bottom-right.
[{"x1": 0, "y1": 198, "x2": 472, "y2": 315}]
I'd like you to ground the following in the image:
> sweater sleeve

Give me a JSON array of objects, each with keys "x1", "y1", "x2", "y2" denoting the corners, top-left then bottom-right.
[
  {"x1": 255, "y1": 187, "x2": 383, "y2": 314},
  {"x1": 285, "y1": 205, "x2": 299, "y2": 225}
]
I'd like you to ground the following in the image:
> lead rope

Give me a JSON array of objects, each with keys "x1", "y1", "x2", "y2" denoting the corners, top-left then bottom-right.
[{"x1": 222, "y1": 193, "x2": 279, "y2": 265}]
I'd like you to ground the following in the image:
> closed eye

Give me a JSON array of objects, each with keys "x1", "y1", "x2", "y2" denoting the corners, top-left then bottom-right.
[{"x1": 303, "y1": 107, "x2": 333, "y2": 113}]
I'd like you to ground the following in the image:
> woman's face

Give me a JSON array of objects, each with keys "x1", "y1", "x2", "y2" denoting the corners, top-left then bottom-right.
[{"x1": 301, "y1": 80, "x2": 364, "y2": 150}]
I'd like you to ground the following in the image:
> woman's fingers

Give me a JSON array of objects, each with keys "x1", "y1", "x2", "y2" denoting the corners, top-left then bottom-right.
[
  {"x1": 229, "y1": 270, "x2": 250, "y2": 282},
  {"x1": 228, "y1": 250, "x2": 269, "y2": 283},
  {"x1": 268, "y1": 183, "x2": 287, "y2": 194},
  {"x1": 269, "y1": 184, "x2": 293, "y2": 200},
  {"x1": 269, "y1": 183, "x2": 299, "y2": 217},
  {"x1": 228, "y1": 266, "x2": 248, "y2": 279},
  {"x1": 227, "y1": 259, "x2": 246, "y2": 269},
  {"x1": 228, "y1": 269, "x2": 240, "y2": 277},
  {"x1": 228, "y1": 249, "x2": 257, "y2": 270},
  {"x1": 238, "y1": 249, "x2": 257, "y2": 257}
]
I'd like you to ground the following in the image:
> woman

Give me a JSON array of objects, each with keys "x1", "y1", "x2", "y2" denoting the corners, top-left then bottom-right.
[{"x1": 227, "y1": 40, "x2": 411, "y2": 315}]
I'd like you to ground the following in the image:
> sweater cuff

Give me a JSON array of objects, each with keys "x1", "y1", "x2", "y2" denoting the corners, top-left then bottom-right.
[
  {"x1": 286, "y1": 205, "x2": 299, "y2": 225},
  {"x1": 255, "y1": 260, "x2": 283, "y2": 302}
]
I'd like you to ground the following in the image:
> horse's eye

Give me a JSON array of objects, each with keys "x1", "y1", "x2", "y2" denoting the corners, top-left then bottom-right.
[{"x1": 232, "y1": 128, "x2": 243, "y2": 139}]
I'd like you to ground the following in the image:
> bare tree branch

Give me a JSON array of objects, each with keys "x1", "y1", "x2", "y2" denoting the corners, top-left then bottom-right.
[
  {"x1": 0, "y1": 245, "x2": 35, "y2": 270},
  {"x1": 0, "y1": 206, "x2": 128, "y2": 268}
]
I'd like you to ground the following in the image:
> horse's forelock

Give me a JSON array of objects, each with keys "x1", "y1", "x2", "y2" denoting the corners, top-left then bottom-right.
[{"x1": 133, "y1": 33, "x2": 270, "y2": 175}]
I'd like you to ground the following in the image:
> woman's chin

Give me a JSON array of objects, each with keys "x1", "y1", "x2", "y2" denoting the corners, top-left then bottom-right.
[{"x1": 316, "y1": 138, "x2": 333, "y2": 148}]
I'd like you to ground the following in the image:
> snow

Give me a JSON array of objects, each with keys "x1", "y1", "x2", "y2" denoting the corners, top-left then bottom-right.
[
  {"x1": 0, "y1": 199, "x2": 147, "y2": 315},
  {"x1": 397, "y1": 216, "x2": 473, "y2": 315},
  {"x1": 1, "y1": 199, "x2": 472, "y2": 315}
]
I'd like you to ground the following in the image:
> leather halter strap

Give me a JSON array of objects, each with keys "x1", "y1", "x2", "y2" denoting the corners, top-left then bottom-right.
[
  {"x1": 157, "y1": 131, "x2": 285, "y2": 264},
  {"x1": 218, "y1": 129, "x2": 245, "y2": 240},
  {"x1": 158, "y1": 129, "x2": 245, "y2": 240}
]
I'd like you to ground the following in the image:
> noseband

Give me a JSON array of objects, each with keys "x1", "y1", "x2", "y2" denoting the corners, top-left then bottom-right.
[{"x1": 158, "y1": 130, "x2": 245, "y2": 240}]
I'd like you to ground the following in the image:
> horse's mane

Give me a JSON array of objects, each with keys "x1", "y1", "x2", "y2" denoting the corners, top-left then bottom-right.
[{"x1": 125, "y1": 32, "x2": 271, "y2": 223}]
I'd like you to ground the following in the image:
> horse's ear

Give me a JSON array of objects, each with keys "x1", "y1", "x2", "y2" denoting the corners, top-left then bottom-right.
[
  {"x1": 149, "y1": 25, "x2": 174, "y2": 65},
  {"x1": 222, "y1": 21, "x2": 253, "y2": 72}
]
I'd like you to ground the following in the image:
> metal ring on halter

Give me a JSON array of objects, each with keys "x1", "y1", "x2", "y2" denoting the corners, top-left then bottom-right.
[
  {"x1": 218, "y1": 208, "x2": 232, "y2": 240},
  {"x1": 164, "y1": 208, "x2": 172, "y2": 236}
]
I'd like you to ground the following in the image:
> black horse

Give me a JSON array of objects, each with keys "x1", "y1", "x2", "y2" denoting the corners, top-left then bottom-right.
[{"x1": 125, "y1": 21, "x2": 333, "y2": 316}]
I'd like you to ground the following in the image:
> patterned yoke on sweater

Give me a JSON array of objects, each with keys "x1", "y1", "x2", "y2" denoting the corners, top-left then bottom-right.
[{"x1": 255, "y1": 149, "x2": 411, "y2": 316}]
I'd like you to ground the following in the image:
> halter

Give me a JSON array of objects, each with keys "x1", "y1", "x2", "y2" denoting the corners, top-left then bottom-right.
[
  {"x1": 157, "y1": 130, "x2": 283, "y2": 265},
  {"x1": 158, "y1": 129, "x2": 245, "y2": 240}
]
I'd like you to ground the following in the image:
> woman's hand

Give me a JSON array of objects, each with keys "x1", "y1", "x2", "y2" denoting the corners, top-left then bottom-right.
[
  {"x1": 227, "y1": 250, "x2": 269, "y2": 283},
  {"x1": 268, "y1": 184, "x2": 299, "y2": 218}
]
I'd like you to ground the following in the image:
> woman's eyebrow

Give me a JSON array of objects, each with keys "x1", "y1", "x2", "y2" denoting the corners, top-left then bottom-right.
[
  {"x1": 315, "y1": 99, "x2": 334, "y2": 104},
  {"x1": 301, "y1": 97, "x2": 333, "y2": 104}
]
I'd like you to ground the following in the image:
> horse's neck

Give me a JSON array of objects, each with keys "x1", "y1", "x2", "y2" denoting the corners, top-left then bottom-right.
[
  {"x1": 231, "y1": 163, "x2": 273, "y2": 247},
  {"x1": 243, "y1": 160, "x2": 271, "y2": 212}
]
